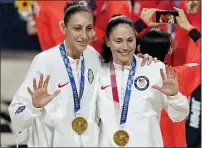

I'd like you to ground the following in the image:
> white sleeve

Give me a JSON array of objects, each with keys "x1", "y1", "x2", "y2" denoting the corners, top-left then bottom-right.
[
  {"x1": 154, "y1": 62, "x2": 189, "y2": 122},
  {"x1": 8, "y1": 53, "x2": 50, "y2": 134},
  {"x1": 161, "y1": 91, "x2": 189, "y2": 122}
]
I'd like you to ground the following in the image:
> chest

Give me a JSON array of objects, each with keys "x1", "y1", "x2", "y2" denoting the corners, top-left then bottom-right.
[
  {"x1": 47, "y1": 56, "x2": 98, "y2": 110},
  {"x1": 98, "y1": 70, "x2": 163, "y2": 116}
]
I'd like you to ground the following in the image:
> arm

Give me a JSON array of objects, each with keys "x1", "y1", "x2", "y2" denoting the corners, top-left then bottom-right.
[
  {"x1": 161, "y1": 92, "x2": 189, "y2": 122},
  {"x1": 133, "y1": 17, "x2": 148, "y2": 38},
  {"x1": 173, "y1": 28, "x2": 201, "y2": 97},
  {"x1": 8, "y1": 54, "x2": 48, "y2": 135},
  {"x1": 173, "y1": 7, "x2": 201, "y2": 97},
  {"x1": 188, "y1": 27, "x2": 201, "y2": 48},
  {"x1": 153, "y1": 65, "x2": 189, "y2": 122}
]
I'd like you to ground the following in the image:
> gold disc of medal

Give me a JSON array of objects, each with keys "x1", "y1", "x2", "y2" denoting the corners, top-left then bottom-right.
[
  {"x1": 72, "y1": 117, "x2": 88, "y2": 135},
  {"x1": 113, "y1": 130, "x2": 129, "y2": 146}
]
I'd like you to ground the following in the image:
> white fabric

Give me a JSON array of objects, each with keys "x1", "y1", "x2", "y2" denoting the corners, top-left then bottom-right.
[
  {"x1": 94, "y1": 55, "x2": 189, "y2": 147},
  {"x1": 8, "y1": 43, "x2": 101, "y2": 147}
]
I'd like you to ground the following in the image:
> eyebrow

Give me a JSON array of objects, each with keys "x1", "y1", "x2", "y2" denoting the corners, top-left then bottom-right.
[
  {"x1": 114, "y1": 37, "x2": 134, "y2": 40},
  {"x1": 72, "y1": 24, "x2": 93, "y2": 27}
]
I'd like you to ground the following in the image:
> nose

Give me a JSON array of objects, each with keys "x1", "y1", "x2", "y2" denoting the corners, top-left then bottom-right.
[
  {"x1": 81, "y1": 29, "x2": 87, "y2": 40},
  {"x1": 122, "y1": 41, "x2": 128, "y2": 50}
]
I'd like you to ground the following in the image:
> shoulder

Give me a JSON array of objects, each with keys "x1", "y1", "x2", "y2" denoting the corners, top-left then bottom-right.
[
  {"x1": 135, "y1": 55, "x2": 165, "y2": 70},
  {"x1": 98, "y1": 62, "x2": 110, "y2": 77},
  {"x1": 84, "y1": 45, "x2": 100, "y2": 58},
  {"x1": 83, "y1": 45, "x2": 101, "y2": 67},
  {"x1": 34, "y1": 44, "x2": 60, "y2": 62}
]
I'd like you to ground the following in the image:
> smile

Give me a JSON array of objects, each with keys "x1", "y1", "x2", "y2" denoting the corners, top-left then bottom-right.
[{"x1": 118, "y1": 51, "x2": 131, "y2": 56}]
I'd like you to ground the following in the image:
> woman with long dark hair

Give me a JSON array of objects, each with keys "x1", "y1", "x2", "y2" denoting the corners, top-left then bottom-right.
[{"x1": 93, "y1": 15, "x2": 189, "y2": 147}]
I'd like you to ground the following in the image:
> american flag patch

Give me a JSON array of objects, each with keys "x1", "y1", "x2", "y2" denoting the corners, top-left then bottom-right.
[
  {"x1": 134, "y1": 76, "x2": 149, "y2": 91},
  {"x1": 15, "y1": 106, "x2": 26, "y2": 115}
]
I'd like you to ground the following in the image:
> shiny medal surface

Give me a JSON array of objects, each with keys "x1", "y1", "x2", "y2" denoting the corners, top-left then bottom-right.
[
  {"x1": 72, "y1": 117, "x2": 88, "y2": 135},
  {"x1": 113, "y1": 130, "x2": 129, "y2": 146}
]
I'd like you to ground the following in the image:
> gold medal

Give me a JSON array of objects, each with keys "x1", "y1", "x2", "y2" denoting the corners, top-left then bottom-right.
[
  {"x1": 113, "y1": 130, "x2": 129, "y2": 146},
  {"x1": 72, "y1": 117, "x2": 88, "y2": 135}
]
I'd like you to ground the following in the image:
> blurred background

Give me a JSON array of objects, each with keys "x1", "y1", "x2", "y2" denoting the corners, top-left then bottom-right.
[{"x1": 0, "y1": 0, "x2": 201, "y2": 147}]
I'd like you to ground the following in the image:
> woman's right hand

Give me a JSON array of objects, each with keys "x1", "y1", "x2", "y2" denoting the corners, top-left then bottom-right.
[{"x1": 27, "y1": 73, "x2": 61, "y2": 108}]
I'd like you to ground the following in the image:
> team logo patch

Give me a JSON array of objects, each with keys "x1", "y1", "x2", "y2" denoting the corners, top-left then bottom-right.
[
  {"x1": 88, "y1": 69, "x2": 94, "y2": 84},
  {"x1": 15, "y1": 106, "x2": 26, "y2": 115},
  {"x1": 134, "y1": 76, "x2": 149, "y2": 91}
]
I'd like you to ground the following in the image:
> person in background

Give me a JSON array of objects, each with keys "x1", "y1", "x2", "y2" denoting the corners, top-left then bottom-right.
[
  {"x1": 137, "y1": 7, "x2": 201, "y2": 147},
  {"x1": 186, "y1": 84, "x2": 201, "y2": 148},
  {"x1": 167, "y1": 0, "x2": 201, "y2": 66},
  {"x1": 15, "y1": 0, "x2": 132, "y2": 53},
  {"x1": 16, "y1": 1, "x2": 66, "y2": 51},
  {"x1": 131, "y1": 0, "x2": 174, "y2": 37}
]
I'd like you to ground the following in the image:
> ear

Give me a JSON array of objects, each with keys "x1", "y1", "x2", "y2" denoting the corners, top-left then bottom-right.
[
  {"x1": 168, "y1": 47, "x2": 172, "y2": 54},
  {"x1": 104, "y1": 36, "x2": 110, "y2": 48},
  {"x1": 59, "y1": 21, "x2": 67, "y2": 34}
]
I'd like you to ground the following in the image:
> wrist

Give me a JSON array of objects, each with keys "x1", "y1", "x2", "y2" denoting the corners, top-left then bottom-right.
[{"x1": 184, "y1": 24, "x2": 193, "y2": 31}]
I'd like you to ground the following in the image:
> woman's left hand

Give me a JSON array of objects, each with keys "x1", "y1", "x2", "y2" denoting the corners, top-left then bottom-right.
[
  {"x1": 152, "y1": 65, "x2": 179, "y2": 96},
  {"x1": 137, "y1": 53, "x2": 159, "y2": 66}
]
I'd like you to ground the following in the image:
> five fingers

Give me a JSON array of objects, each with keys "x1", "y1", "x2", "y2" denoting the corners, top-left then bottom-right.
[{"x1": 29, "y1": 74, "x2": 51, "y2": 96}]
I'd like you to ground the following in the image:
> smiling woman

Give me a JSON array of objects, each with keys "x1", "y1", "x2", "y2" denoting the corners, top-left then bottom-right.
[
  {"x1": 8, "y1": 1, "x2": 101, "y2": 147},
  {"x1": 101, "y1": 15, "x2": 136, "y2": 66},
  {"x1": 95, "y1": 15, "x2": 189, "y2": 147}
]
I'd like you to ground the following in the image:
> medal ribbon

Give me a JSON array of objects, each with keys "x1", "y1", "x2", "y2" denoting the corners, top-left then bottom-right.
[
  {"x1": 59, "y1": 42, "x2": 85, "y2": 114},
  {"x1": 110, "y1": 56, "x2": 136, "y2": 126}
]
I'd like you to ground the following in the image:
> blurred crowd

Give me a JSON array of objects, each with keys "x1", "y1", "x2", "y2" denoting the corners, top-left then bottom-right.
[{"x1": 1, "y1": 0, "x2": 201, "y2": 147}]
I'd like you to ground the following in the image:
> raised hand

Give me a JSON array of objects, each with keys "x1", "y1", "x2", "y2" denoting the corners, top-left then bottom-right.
[
  {"x1": 152, "y1": 65, "x2": 179, "y2": 96},
  {"x1": 173, "y1": 7, "x2": 193, "y2": 31},
  {"x1": 140, "y1": 8, "x2": 159, "y2": 27},
  {"x1": 27, "y1": 73, "x2": 61, "y2": 108}
]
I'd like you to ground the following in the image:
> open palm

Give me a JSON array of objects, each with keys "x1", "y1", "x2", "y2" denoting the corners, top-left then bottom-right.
[
  {"x1": 152, "y1": 65, "x2": 179, "y2": 96},
  {"x1": 27, "y1": 73, "x2": 61, "y2": 108}
]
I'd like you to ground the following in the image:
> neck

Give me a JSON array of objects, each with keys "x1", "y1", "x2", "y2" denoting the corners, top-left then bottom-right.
[
  {"x1": 113, "y1": 58, "x2": 132, "y2": 66},
  {"x1": 65, "y1": 40, "x2": 81, "y2": 59}
]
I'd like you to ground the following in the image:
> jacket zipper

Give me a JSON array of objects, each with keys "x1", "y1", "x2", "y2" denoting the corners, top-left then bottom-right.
[
  {"x1": 121, "y1": 66, "x2": 124, "y2": 109},
  {"x1": 76, "y1": 61, "x2": 83, "y2": 147}
]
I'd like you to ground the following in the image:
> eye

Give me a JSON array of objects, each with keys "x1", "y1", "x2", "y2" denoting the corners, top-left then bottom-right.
[
  {"x1": 87, "y1": 27, "x2": 92, "y2": 31},
  {"x1": 128, "y1": 39, "x2": 134, "y2": 42},
  {"x1": 74, "y1": 27, "x2": 81, "y2": 31},
  {"x1": 116, "y1": 40, "x2": 122, "y2": 43}
]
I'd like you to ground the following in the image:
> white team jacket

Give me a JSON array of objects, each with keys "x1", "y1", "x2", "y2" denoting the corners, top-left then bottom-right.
[
  {"x1": 93, "y1": 55, "x2": 189, "y2": 147},
  {"x1": 8, "y1": 43, "x2": 101, "y2": 147}
]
